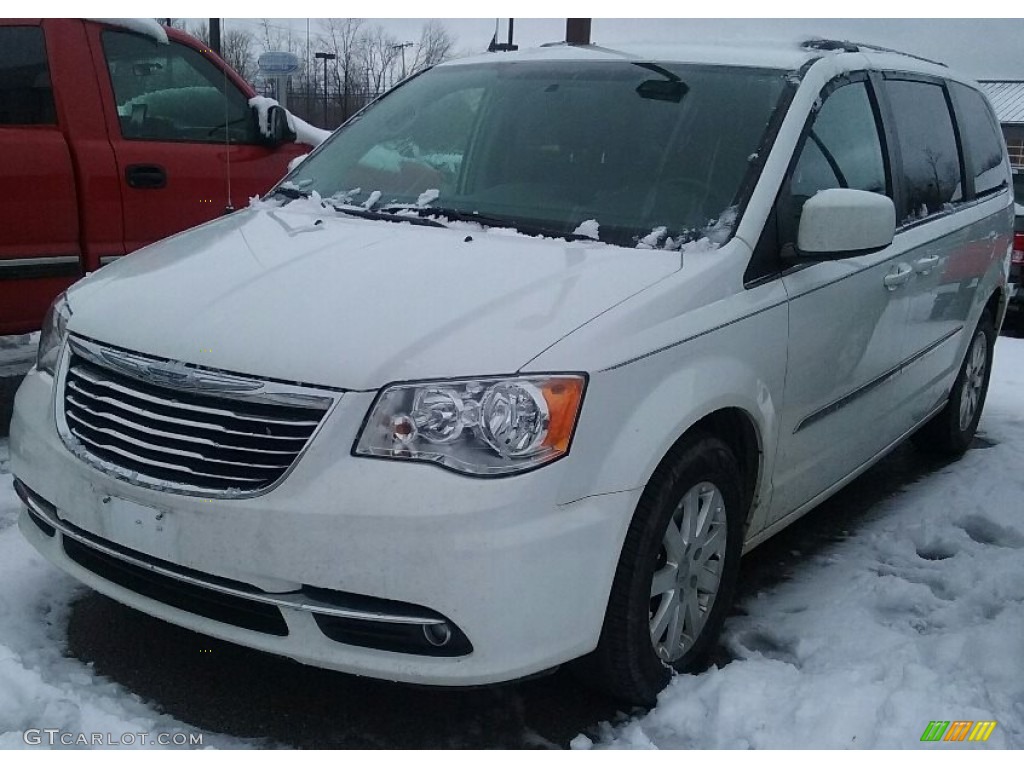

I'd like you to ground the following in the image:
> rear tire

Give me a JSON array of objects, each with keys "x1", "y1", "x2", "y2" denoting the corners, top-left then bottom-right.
[
  {"x1": 912, "y1": 311, "x2": 995, "y2": 457},
  {"x1": 572, "y1": 432, "x2": 745, "y2": 706}
]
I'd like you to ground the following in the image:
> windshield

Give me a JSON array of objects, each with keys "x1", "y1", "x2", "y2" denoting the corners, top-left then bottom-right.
[{"x1": 281, "y1": 60, "x2": 788, "y2": 247}]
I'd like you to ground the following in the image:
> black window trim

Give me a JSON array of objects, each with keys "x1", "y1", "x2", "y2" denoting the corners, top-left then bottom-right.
[
  {"x1": 877, "y1": 70, "x2": 971, "y2": 234},
  {"x1": 98, "y1": 29, "x2": 262, "y2": 147},
  {"x1": 946, "y1": 79, "x2": 1011, "y2": 204},
  {"x1": 744, "y1": 70, "x2": 891, "y2": 287}
]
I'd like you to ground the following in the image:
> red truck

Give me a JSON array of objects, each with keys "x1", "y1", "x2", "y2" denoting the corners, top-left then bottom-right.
[{"x1": 0, "y1": 18, "x2": 309, "y2": 334}]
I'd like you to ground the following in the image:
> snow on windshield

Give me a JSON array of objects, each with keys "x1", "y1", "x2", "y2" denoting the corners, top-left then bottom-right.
[{"x1": 281, "y1": 60, "x2": 786, "y2": 248}]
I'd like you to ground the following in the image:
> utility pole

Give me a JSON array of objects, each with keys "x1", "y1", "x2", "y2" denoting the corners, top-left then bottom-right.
[
  {"x1": 392, "y1": 41, "x2": 414, "y2": 81},
  {"x1": 314, "y1": 51, "x2": 336, "y2": 127},
  {"x1": 210, "y1": 18, "x2": 221, "y2": 55}
]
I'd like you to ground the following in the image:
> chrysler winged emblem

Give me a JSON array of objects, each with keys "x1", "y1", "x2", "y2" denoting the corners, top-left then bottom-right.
[{"x1": 96, "y1": 348, "x2": 264, "y2": 394}]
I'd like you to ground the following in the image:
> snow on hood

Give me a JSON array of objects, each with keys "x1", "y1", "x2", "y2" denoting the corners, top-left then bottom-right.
[
  {"x1": 64, "y1": 205, "x2": 681, "y2": 389},
  {"x1": 84, "y1": 18, "x2": 168, "y2": 44},
  {"x1": 250, "y1": 96, "x2": 331, "y2": 148}
]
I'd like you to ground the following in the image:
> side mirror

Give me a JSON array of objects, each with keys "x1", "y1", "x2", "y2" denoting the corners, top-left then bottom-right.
[
  {"x1": 256, "y1": 104, "x2": 297, "y2": 147},
  {"x1": 796, "y1": 188, "x2": 896, "y2": 260}
]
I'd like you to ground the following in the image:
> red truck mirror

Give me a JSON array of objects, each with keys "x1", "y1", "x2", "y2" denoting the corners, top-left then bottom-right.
[{"x1": 258, "y1": 104, "x2": 297, "y2": 147}]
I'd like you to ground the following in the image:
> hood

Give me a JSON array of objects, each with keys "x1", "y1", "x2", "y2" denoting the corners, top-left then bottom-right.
[{"x1": 66, "y1": 205, "x2": 681, "y2": 389}]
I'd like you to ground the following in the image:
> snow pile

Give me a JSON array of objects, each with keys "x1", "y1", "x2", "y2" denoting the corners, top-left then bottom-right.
[
  {"x1": 84, "y1": 19, "x2": 168, "y2": 44},
  {"x1": 580, "y1": 337, "x2": 1024, "y2": 749},
  {"x1": 249, "y1": 96, "x2": 331, "y2": 148},
  {"x1": 0, "y1": 442, "x2": 252, "y2": 749},
  {"x1": 416, "y1": 189, "x2": 440, "y2": 207},
  {"x1": 0, "y1": 333, "x2": 38, "y2": 378},
  {"x1": 573, "y1": 220, "x2": 600, "y2": 240}
]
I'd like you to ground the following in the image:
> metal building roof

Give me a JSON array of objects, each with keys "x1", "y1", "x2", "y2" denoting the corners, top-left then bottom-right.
[{"x1": 978, "y1": 81, "x2": 1024, "y2": 125}]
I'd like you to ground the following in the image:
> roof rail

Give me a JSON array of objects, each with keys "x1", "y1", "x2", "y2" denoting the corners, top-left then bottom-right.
[{"x1": 801, "y1": 38, "x2": 946, "y2": 69}]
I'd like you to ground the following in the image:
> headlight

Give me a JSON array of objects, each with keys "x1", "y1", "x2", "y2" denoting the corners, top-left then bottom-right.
[
  {"x1": 354, "y1": 375, "x2": 587, "y2": 476},
  {"x1": 37, "y1": 292, "x2": 71, "y2": 375}
]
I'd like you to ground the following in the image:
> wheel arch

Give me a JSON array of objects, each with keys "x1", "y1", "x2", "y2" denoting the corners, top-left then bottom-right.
[{"x1": 637, "y1": 406, "x2": 764, "y2": 534}]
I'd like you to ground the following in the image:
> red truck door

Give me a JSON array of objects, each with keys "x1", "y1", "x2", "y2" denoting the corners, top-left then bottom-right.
[
  {"x1": 86, "y1": 24, "x2": 304, "y2": 253},
  {"x1": 0, "y1": 22, "x2": 82, "y2": 334}
]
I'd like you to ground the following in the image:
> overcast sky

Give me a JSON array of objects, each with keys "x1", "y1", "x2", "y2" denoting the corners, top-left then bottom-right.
[{"x1": 221, "y1": 18, "x2": 1024, "y2": 80}]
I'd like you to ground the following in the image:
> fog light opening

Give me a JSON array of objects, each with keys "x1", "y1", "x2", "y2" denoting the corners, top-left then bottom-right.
[{"x1": 422, "y1": 622, "x2": 452, "y2": 647}]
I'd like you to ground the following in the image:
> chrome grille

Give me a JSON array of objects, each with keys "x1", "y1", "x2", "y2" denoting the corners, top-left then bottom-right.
[{"x1": 58, "y1": 338, "x2": 336, "y2": 496}]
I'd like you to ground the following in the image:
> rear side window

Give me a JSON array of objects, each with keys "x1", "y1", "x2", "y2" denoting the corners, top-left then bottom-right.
[
  {"x1": 949, "y1": 82, "x2": 1009, "y2": 198},
  {"x1": 0, "y1": 26, "x2": 56, "y2": 125},
  {"x1": 101, "y1": 31, "x2": 258, "y2": 144},
  {"x1": 885, "y1": 79, "x2": 963, "y2": 222}
]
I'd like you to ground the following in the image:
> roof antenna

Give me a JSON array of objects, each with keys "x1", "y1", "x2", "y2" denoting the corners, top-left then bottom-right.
[
  {"x1": 566, "y1": 18, "x2": 591, "y2": 46},
  {"x1": 222, "y1": 43, "x2": 234, "y2": 214}
]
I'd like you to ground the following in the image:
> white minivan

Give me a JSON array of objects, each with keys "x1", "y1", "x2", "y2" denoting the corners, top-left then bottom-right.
[{"x1": 11, "y1": 38, "x2": 1012, "y2": 705}]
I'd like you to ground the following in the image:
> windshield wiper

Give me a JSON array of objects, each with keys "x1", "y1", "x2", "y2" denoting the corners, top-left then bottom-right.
[
  {"x1": 329, "y1": 203, "x2": 446, "y2": 228},
  {"x1": 270, "y1": 185, "x2": 311, "y2": 200},
  {"x1": 378, "y1": 205, "x2": 595, "y2": 240},
  {"x1": 378, "y1": 204, "x2": 509, "y2": 228},
  {"x1": 268, "y1": 188, "x2": 442, "y2": 227}
]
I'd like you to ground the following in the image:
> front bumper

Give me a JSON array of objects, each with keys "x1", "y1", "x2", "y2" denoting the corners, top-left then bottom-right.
[{"x1": 11, "y1": 366, "x2": 638, "y2": 686}]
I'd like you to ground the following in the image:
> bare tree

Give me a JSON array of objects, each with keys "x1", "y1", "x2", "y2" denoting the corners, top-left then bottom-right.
[
  {"x1": 409, "y1": 20, "x2": 455, "y2": 74},
  {"x1": 360, "y1": 24, "x2": 401, "y2": 93},
  {"x1": 316, "y1": 18, "x2": 364, "y2": 116},
  {"x1": 189, "y1": 21, "x2": 257, "y2": 83}
]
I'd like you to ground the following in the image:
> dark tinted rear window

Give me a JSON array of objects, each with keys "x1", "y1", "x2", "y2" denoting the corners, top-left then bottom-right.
[
  {"x1": 885, "y1": 79, "x2": 963, "y2": 222},
  {"x1": 950, "y1": 82, "x2": 1009, "y2": 198},
  {"x1": 0, "y1": 26, "x2": 55, "y2": 125}
]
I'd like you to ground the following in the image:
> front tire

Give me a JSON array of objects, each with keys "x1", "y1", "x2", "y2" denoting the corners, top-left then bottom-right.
[
  {"x1": 575, "y1": 432, "x2": 745, "y2": 706},
  {"x1": 912, "y1": 311, "x2": 995, "y2": 457}
]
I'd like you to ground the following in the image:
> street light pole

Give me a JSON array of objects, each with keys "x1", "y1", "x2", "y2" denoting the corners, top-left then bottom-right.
[{"x1": 314, "y1": 52, "x2": 337, "y2": 127}]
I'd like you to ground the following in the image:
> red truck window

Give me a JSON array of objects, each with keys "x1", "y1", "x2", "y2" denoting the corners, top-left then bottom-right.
[
  {"x1": 101, "y1": 30, "x2": 259, "y2": 144},
  {"x1": 0, "y1": 26, "x2": 56, "y2": 125}
]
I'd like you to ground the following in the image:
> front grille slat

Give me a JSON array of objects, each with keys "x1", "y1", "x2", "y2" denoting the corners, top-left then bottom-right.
[
  {"x1": 65, "y1": 395, "x2": 299, "y2": 456},
  {"x1": 65, "y1": 386, "x2": 310, "y2": 445},
  {"x1": 70, "y1": 365, "x2": 321, "y2": 427},
  {"x1": 66, "y1": 410, "x2": 293, "y2": 470},
  {"x1": 60, "y1": 342, "x2": 333, "y2": 495},
  {"x1": 70, "y1": 427, "x2": 270, "y2": 486}
]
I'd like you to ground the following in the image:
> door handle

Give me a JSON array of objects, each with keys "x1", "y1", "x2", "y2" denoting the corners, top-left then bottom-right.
[
  {"x1": 883, "y1": 263, "x2": 914, "y2": 291},
  {"x1": 125, "y1": 164, "x2": 167, "y2": 189},
  {"x1": 913, "y1": 255, "x2": 940, "y2": 274}
]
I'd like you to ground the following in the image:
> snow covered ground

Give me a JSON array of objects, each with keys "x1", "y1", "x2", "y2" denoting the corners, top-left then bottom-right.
[
  {"x1": 0, "y1": 442, "x2": 251, "y2": 748},
  {"x1": 578, "y1": 338, "x2": 1024, "y2": 750},
  {"x1": 0, "y1": 338, "x2": 1022, "y2": 749}
]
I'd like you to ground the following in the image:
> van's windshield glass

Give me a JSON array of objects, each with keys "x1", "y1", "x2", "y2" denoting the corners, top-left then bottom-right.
[{"x1": 280, "y1": 60, "x2": 788, "y2": 247}]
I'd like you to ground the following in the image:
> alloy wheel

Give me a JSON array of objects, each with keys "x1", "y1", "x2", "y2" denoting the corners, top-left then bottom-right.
[
  {"x1": 649, "y1": 481, "x2": 728, "y2": 662},
  {"x1": 958, "y1": 329, "x2": 988, "y2": 432}
]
